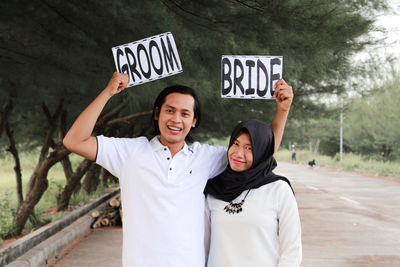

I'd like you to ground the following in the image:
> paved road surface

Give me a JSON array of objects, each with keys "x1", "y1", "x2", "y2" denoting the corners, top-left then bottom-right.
[
  {"x1": 50, "y1": 227, "x2": 122, "y2": 267},
  {"x1": 277, "y1": 162, "x2": 400, "y2": 266},
  {"x1": 53, "y1": 162, "x2": 400, "y2": 266}
]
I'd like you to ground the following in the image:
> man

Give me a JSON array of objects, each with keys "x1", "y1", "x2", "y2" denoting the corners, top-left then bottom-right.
[{"x1": 63, "y1": 72, "x2": 293, "y2": 267}]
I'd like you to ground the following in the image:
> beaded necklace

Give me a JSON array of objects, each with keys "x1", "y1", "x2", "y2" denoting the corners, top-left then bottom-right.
[{"x1": 223, "y1": 189, "x2": 251, "y2": 214}]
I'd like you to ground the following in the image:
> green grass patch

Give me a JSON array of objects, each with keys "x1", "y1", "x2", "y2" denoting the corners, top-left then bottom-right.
[
  {"x1": 0, "y1": 152, "x2": 115, "y2": 244},
  {"x1": 275, "y1": 149, "x2": 400, "y2": 178}
]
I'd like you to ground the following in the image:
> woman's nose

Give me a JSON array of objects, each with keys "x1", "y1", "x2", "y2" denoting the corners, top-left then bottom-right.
[{"x1": 235, "y1": 148, "x2": 245, "y2": 157}]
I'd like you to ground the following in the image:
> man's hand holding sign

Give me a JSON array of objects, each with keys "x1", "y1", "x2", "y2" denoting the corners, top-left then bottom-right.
[{"x1": 105, "y1": 72, "x2": 130, "y2": 97}]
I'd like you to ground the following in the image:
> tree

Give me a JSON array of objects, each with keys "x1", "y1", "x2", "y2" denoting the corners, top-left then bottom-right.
[
  {"x1": 281, "y1": 105, "x2": 344, "y2": 156},
  {"x1": 0, "y1": 0, "x2": 388, "y2": 235},
  {"x1": 344, "y1": 71, "x2": 400, "y2": 161}
]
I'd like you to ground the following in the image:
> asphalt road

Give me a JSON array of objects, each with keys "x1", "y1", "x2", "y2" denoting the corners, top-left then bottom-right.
[
  {"x1": 53, "y1": 162, "x2": 400, "y2": 267},
  {"x1": 277, "y1": 161, "x2": 400, "y2": 266}
]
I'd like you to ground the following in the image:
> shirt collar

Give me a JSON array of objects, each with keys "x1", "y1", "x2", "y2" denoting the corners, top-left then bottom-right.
[{"x1": 150, "y1": 136, "x2": 192, "y2": 155}]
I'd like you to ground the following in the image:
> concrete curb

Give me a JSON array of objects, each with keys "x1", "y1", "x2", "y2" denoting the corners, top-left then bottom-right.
[
  {"x1": 6, "y1": 215, "x2": 93, "y2": 267},
  {"x1": 1, "y1": 189, "x2": 120, "y2": 266}
]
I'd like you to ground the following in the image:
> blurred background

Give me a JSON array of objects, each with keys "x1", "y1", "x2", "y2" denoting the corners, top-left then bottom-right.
[{"x1": 0, "y1": 0, "x2": 399, "y2": 244}]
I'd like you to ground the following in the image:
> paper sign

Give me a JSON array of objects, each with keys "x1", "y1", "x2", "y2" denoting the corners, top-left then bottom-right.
[
  {"x1": 112, "y1": 32, "x2": 183, "y2": 87},
  {"x1": 221, "y1": 55, "x2": 283, "y2": 99}
]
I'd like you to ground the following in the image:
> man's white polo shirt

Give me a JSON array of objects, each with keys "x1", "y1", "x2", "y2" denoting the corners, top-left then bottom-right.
[{"x1": 96, "y1": 135, "x2": 227, "y2": 267}]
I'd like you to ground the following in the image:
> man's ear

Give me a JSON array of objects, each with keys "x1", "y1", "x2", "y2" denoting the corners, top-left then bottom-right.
[
  {"x1": 192, "y1": 117, "x2": 197, "y2": 128},
  {"x1": 154, "y1": 107, "x2": 159, "y2": 120}
]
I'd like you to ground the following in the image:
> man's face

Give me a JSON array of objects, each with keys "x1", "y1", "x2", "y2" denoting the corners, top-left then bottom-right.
[{"x1": 155, "y1": 93, "x2": 197, "y2": 148}]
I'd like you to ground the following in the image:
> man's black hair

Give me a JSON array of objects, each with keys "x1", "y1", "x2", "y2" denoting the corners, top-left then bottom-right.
[{"x1": 152, "y1": 85, "x2": 201, "y2": 143}]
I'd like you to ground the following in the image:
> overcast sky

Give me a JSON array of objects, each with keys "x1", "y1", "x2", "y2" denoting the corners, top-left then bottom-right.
[
  {"x1": 359, "y1": 0, "x2": 400, "y2": 67},
  {"x1": 375, "y1": 0, "x2": 400, "y2": 54}
]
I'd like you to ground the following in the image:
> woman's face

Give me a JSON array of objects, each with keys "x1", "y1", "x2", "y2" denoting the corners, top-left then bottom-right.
[{"x1": 228, "y1": 132, "x2": 253, "y2": 172}]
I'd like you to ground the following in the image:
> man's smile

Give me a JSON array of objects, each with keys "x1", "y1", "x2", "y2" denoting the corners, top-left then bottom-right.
[{"x1": 167, "y1": 125, "x2": 182, "y2": 133}]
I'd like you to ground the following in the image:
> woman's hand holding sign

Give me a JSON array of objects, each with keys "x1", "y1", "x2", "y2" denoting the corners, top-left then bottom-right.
[
  {"x1": 273, "y1": 79, "x2": 293, "y2": 113},
  {"x1": 270, "y1": 78, "x2": 293, "y2": 154}
]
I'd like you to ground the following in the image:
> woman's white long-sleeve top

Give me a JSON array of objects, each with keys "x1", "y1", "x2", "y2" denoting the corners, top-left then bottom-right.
[{"x1": 206, "y1": 180, "x2": 302, "y2": 267}]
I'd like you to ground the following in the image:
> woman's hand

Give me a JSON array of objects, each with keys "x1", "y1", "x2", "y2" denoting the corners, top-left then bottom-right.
[{"x1": 273, "y1": 79, "x2": 293, "y2": 112}]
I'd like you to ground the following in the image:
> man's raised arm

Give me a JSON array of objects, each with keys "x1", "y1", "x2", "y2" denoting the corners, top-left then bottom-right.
[
  {"x1": 63, "y1": 72, "x2": 129, "y2": 161},
  {"x1": 270, "y1": 79, "x2": 293, "y2": 154}
]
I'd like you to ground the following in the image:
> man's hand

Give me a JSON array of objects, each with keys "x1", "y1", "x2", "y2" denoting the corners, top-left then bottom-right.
[
  {"x1": 273, "y1": 79, "x2": 293, "y2": 112},
  {"x1": 105, "y1": 72, "x2": 130, "y2": 97}
]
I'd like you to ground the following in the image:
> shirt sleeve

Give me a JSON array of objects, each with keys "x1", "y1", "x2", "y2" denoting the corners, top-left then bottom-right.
[
  {"x1": 204, "y1": 198, "x2": 211, "y2": 262},
  {"x1": 96, "y1": 135, "x2": 146, "y2": 178},
  {"x1": 205, "y1": 145, "x2": 228, "y2": 179},
  {"x1": 276, "y1": 181, "x2": 303, "y2": 267}
]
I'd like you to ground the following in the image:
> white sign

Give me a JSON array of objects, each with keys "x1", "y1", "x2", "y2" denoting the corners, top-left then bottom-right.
[
  {"x1": 221, "y1": 55, "x2": 283, "y2": 99},
  {"x1": 112, "y1": 32, "x2": 183, "y2": 87}
]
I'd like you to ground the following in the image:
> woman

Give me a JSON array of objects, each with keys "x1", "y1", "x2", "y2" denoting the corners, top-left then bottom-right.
[{"x1": 205, "y1": 119, "x2": 302, "y2": 267}]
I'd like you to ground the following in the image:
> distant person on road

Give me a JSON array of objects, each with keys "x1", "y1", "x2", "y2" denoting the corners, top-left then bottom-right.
[
  {"x1": 308, "y1": 159, "x2": 316, "y2": 168},
  {"x1": 63, "y1": 72, "x2": 293, "y2": 267},
  {"x1": 291, "y1": 144, "x2": 296, "y2": 162},
  {"x1": 205, "y1": 119, "x2": 302, "y2": 267}
]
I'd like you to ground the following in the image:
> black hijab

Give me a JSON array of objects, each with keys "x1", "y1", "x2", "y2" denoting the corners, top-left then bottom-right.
[{"x1": 204, "y1": 119, "x2": 293, "y2": 202}]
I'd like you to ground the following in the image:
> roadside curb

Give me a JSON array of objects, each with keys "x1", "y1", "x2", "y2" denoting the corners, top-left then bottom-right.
[{"x1": 1, "y1": 189, "x2": 120, "y2": 266}]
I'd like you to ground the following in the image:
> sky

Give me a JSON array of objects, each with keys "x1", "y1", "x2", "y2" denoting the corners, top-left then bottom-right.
[
  {"x1": 363, "y1": 0, "x2": 400, "y2": 64},
  {"x1": 376, "y1": 1, "x2": 400, "y2": 53}
]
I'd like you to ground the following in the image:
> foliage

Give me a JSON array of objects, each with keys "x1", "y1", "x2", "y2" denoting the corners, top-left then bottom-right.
[
  {"x1": 276, "y1": 149, "x2": 400, "y2": 177},
  {"x1": 0, "y1": 191, "x2": 17, "y2": 240},
  {"x1": 0, "y1": 0, "x2": 389, "y2": 143},
  {"x1": 0, "y1": 152, "x2": 109, "y2": 239},
  {"x1": 344, "y1": 71, "x2": 400, "y2": 161},
  {"x1": 282, "y1": 104, "x2": 344, "y2": 156},
  {"x1": 281, "y1": 69, "x2": 400, "y2": 160}
]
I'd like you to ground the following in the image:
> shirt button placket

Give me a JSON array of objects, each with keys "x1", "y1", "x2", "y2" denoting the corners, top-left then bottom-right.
[
  {"x1": 164, "y1": 147, "x2": 171, "y2": 161},
  {"x1": 168, "y1": 158, "x2": 176, "y2": 180}
]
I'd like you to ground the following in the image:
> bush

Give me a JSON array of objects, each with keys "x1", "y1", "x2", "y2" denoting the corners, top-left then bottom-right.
[{"x1": 0, "y1": 191, "x2": 17, "y2": 240}]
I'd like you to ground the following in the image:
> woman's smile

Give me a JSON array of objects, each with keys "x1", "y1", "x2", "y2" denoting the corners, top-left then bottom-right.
[{"x1": 232, "y1": 158, "x2": 245, "y2": 165}]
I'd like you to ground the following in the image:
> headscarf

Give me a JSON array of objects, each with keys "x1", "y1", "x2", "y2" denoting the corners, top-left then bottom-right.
[{"x1": 204, "y1": 119, "x2": 293, "y2": 202}]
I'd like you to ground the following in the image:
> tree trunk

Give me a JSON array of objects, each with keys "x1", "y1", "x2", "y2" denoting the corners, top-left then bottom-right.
[
  {"x1": 314, "y1": 138, "x2": 320, "y2": 154},
  {"x1": 101, "y1": 167, "x2": 111, "y2": 187},
  {"x1": 57, "y1": 159, "x2": 93, "y2": 211},
  {"x1": 26, "y1": 101, "x2": 64, "y2": 195},
  {"x1": 0, "y1": 98, "x2": 13, "y2": 138},
  {"x1": 5, "y1": 122, "x2": 23, "y2": 205},
  {"x1": 13, "y1": 143, "x2": 69, "y2": 236},
  {"x1": 83, "y1": 164, "x2": 101, "y2": 194}
]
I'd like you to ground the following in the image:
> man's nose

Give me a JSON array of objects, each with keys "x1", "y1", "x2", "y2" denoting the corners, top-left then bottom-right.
[{"x1": 171, "y1": 112, "x2": 181, "y2": 122}]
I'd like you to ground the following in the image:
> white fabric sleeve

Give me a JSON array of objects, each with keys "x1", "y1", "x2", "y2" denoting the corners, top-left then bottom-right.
[
  {"x1": 206, "y1": 145, "x2": 228, "y2": 179},
  {"x1": 204, "y1": 199, "x2": 211, "y2": 262},
  {"x1": 276, "y1": 181, "x2": 303, "y2": 267},
  {"x1": 96, "y1": 135, "x2": 145, "y2": 179}
]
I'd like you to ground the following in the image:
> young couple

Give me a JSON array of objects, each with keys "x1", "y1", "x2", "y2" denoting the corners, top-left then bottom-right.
[{"x1": 63, "y1": 72, "x2": 302, "y2": 267}]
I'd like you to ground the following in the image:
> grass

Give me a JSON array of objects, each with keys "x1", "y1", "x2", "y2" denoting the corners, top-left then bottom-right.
[
  {"x1": 275, "y1": 149, "x2": 400, "y2": 178},
  {"x1": 0, "y1": 152, "x2": 114, "y2": 245}
]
